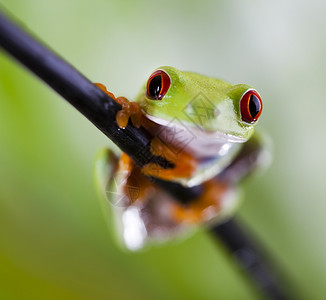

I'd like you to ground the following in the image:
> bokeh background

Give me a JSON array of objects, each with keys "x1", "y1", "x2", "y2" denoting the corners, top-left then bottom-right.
[{"x1": 1, "y1": 0, "x2": 326, "y2": 299}]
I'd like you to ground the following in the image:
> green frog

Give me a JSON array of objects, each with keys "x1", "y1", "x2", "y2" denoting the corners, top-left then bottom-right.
[{"x1": 94, "y1": 66, "x2": 267, "y2": 250}]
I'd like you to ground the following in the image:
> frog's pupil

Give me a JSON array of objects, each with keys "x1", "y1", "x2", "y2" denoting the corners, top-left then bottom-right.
[
  {"x1": 148, "y1": 75, "x2": 162, "y2": 99},
  {"x1": 249, "y1": 94, "x2": 260, "y2": 118}
]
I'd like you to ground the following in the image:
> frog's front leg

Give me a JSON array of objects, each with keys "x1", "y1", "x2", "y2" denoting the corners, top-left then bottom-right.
[
  {"x1": 94, "y1": 83, "x2": 142, "y2": 129},
  {"x1": 141, "y1": 137, "x2": 198, "y2": 181}
]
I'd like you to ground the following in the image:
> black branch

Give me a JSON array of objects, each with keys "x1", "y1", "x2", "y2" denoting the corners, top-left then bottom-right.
[{"x1": 0, "y1": 9, "x2": 292, "y2": 300}]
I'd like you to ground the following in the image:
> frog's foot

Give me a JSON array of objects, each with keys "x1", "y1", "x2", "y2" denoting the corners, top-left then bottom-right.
[
  {"x1": 94, "y1": 82, "x2": 142, "y2": 129},
  {"x1": 171, "y1": 179, "x2": 229, "y2": 224},
  {"x1": 141, "y1": 137, "x2": 198, "y2": 180},
  {"x1": 121, "y1": 153, "x2": 157, "y2": 204}
]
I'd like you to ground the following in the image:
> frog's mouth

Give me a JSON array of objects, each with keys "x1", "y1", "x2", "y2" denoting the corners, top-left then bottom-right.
[{"x1": 143, "y1": 112, "x2": 247, "y2": 143}]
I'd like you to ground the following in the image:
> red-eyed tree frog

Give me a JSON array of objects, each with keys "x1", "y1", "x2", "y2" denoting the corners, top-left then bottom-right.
[{"x1": 94, "y1": 66, "x2": 267, "y2": 250}]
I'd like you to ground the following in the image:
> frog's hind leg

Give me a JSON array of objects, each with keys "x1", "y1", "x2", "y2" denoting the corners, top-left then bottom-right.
[
  {"x1": 169, "y1": 134, "x2": 270, "y2": 226},
  {"x1": 94, "y1": 148, "x2": 145, "y2": 210},
  {"x1": 94, "y1": 148, "x2": 188, "y2": 250},
  {"x1": 94, "y1": 148, "x2": 145, "y2": 249}
]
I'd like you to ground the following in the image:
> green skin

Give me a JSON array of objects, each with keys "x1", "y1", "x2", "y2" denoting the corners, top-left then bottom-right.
[{"x1": 135, "y1": 66, "x2": 260, "y2": 141}]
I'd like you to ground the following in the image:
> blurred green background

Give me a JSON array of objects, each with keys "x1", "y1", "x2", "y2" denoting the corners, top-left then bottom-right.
[{"x1": 1, "y1": 0, "x2": 326, "y2": 299}]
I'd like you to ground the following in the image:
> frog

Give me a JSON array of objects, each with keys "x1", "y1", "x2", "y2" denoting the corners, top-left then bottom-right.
[{"x1": 94, "y1": 66, "x2": 267, "y2": 251}]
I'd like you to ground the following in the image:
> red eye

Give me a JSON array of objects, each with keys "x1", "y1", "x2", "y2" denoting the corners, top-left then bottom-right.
[
  {"x1": 240, "y1": 90, "x2": 262, "y2": 123},
  {"x1": 146, "y1": 70, "x2": 171, "y2": 100}
]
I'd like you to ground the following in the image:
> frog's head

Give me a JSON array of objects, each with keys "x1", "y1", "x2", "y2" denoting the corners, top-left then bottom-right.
[{"x1": 135, "y1": 66, "x2": 263, "y2": 142}]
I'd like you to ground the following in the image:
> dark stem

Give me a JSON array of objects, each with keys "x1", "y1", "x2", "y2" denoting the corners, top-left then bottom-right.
[
  {"x1": 0, "y1": 8, "x2": 197, "y2": 204},
  {"x1": 0, "y1": 9, "x2": 292, "y2": 300},
  {"x1": 211, "y1": 219, "x2": 293, "y2": 300}
]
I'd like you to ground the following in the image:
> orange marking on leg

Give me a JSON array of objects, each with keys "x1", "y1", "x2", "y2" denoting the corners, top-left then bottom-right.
[
  {"x1": 125, "y1": 164, "x2": 156, "y2": 203},
  {"x1": 142, "y1": 162, "x2": 195, "y2": 181},
  {"x1": 94, "y1": 82, "x2": 117, "y2": 100},
  {"x1": 130, "y1": 102, "x2": 142, "y2": 128},
  {"x1": 141, "y1": 137, "x2": 197, "y2": 180},
  {"x1": 116, "y1": 110, "x2": 130, "y2": 128},
  {"x1": 120, "y1": 153, "x2": 134, "y2": 172},
  {"x1": 118, "y1": 153, "x2": 156, "y2": 204},
  {"x1": 171, "y1": 180, "x2": 228, "y2": 224}
]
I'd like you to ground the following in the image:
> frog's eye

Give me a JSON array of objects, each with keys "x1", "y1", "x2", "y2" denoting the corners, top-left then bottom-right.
[
  {"x1": 240, "y1": 90, "x2": 262, "y2": 124},
  {"x1": 146, "y1": 70, "x2": 171, "y2": 100}
]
